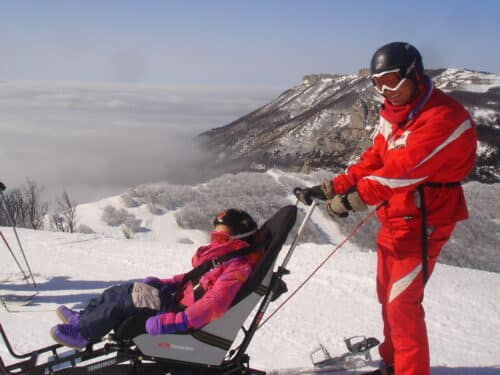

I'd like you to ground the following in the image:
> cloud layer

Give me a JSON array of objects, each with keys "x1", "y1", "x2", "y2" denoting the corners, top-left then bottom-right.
[{"x1": 0, "y1": 81, "x2": 278, "y2": 205}]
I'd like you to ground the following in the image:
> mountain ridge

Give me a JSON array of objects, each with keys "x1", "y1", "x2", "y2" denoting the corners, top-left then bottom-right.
[{"x1": 198, "y1": 68, "x2": 500, "y2": 183}]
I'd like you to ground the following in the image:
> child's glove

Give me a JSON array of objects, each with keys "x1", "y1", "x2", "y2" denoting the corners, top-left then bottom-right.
[{"x1": 145, "y1": 312, "x2": 189, "y2": 335}]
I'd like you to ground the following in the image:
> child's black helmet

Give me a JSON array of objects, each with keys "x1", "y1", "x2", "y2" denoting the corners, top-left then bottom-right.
[
  {"x1": 213, "y1": 209, "x2": 258, "y2": 239},
  {"x1": 370, "y1": 42, "x2": 424, "y2": 78}
]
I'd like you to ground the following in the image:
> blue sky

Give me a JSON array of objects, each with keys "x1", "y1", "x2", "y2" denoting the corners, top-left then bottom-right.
[{"x1": 1, "y1": 0, "x2": 499, "y2": 87}]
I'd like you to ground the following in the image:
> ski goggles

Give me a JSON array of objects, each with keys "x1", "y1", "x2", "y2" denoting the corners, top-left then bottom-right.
[
  {"x1": 210, "y1": 229, "x2": 257, "y2": 244},
  {"x1": 371, "y1": 69, "x2": 407, "y2": 94}
]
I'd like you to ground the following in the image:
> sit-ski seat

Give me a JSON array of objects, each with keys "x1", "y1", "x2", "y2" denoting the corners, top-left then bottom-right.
[{"x1": 114, "y1": 205, "x2": 298, "y2": 367}]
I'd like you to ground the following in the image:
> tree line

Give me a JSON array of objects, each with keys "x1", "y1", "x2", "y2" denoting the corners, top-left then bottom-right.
[{"x1": 0, "y1": 179, "x2": 78, "y2": 233}]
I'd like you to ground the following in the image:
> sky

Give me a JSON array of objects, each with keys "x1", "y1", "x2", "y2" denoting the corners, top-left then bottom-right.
[
  {"x1": 1, "y1": 0, "x2": 499, "y2": 87},
  {"x1": 1, "y1": 0, "x2": 499, "y2": 205}
]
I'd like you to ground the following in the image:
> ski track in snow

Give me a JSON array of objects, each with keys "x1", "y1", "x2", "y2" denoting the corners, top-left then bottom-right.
[{"x1": 1, "y1": 195, "x2": 500, "y2": 374}]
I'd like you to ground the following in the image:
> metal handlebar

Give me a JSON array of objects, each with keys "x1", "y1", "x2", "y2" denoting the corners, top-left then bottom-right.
[
  {"x1": 293, "y1": 187, "x2": 327, "y2": 205},
  {"x1": 281, "y1": 199, "x2": 318, "y2": 270}
]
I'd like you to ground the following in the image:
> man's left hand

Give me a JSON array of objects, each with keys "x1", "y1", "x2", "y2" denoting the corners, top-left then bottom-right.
[{"x1": 326, "y1": 190, "x2": 367, "y2": 218}]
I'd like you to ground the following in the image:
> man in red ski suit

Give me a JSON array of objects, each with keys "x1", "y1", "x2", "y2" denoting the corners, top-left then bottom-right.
[{"x1": 298, "y1": 42, "x2": 476, "y2": 375}]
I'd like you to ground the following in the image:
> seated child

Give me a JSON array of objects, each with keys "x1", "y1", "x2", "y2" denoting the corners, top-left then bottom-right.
[{"x1": 51, "y1": 208, "x2": 263, "y2": 349}]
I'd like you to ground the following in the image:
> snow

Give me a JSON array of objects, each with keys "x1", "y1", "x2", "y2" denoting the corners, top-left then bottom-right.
[
  {"x1": 477, "y1": 141, "x2": 496, "y2": 158},
  {"x1": 434, "y1": 69, "x2": 500, "y2": 93},
  {"x1": 473, "y1": 108, "x2": 498, "y2": 125},
  {"x1": 1, "y1": 194, "x2": 500, "y2": 374}
]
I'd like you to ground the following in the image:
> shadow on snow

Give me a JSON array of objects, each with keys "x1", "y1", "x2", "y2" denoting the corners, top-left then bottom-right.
[{"x1": 0, "y1": 275, "x2": 142, "y2": 308}]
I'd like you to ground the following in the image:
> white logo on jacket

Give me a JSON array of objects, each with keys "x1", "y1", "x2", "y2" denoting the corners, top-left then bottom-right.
[
  {"x1": 387, "y1": 130, "x2": 411, "y2": 150},
  {"x1": 373, "y1": 118, "x2": 392, "y2": 140}
]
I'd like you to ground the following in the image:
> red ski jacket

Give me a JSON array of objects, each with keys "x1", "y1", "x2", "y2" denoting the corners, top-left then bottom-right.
[{"x1": 332, "y1": 80, "x2": 477, "y2": 226}]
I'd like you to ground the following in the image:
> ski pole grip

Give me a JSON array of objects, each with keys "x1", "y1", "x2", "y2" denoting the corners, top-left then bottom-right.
[{"x1": 0, "y1": 182, "x2": 5, "y2": 192}]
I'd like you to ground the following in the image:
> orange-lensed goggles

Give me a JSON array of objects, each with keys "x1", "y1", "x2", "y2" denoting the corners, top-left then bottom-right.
[
  {"x1": 210, "y1": 228, "x2": 257, "y2": 244},
  {"x1": 371, "y1": 69, "x2": 406, "y2": 94}
]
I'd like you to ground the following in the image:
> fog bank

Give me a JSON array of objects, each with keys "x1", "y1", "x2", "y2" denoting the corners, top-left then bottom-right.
[{"x1": 0, "y1": 81, "x2": 279, "y2": 205}]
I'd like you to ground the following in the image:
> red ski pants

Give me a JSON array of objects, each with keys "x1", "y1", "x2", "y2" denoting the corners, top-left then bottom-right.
[{"x1": 376, "y1": 221, "x2": 455, "y2": 375}]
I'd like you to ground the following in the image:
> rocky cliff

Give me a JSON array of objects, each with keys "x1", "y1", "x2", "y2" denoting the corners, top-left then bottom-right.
[{"x1": 199, "y1": 69, "x2": 500, "y2": 183}]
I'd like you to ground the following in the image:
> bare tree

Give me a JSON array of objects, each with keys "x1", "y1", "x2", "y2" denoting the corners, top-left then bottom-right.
[
  {"x1": 24, "y1": 179, "x2": 48, "y2": 229},
  {"x1": 51, "y1": 191, "x2": 78, "y2": 233},
  {"x1": 0, "y1": 179, "x2": 48, "y2": 229},
  {"x1": 102, "y1": 205, "x2": 141, "y2": 239},
  {"x1": 0, "y1": 188, "x2": 23, "y2": 226}
]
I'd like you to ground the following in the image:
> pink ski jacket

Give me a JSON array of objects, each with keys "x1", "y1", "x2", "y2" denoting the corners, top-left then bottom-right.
[{"x1": 161, "y1": 239, "x2": 263, "y2": 330}]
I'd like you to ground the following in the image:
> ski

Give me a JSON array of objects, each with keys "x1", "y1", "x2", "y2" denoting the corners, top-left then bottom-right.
[
  {"x1": 311, "y1": 336, "x2": 379, "y2": 367},
  {"x1": 271, "y1": 336, "x2": 382, "y2": 375},
  {"x1": 269, "y1": 365, "x2": 378, "y2": 375},
  {"x1": 0, "y1": 292, "x2": 38, "y2": 311},
  {"x1": 358, "y1": 365, "x2": 394, "y2": 375}
]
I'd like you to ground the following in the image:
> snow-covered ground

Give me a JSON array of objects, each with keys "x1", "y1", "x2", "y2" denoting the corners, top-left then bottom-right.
[{"x1": 1, "y1": 192, "x2": 500, "y2": 374}]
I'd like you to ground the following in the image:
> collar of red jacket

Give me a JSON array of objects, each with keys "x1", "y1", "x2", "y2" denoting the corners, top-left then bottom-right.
[
  {"x1": 380, "y1": 76, "x2": 431, "y2": 125},
  {"x1": 192, "y1": 239, "x2": 250, "y2": 267}
]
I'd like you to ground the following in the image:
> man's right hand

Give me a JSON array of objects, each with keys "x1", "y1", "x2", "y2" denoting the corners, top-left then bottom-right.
[{"x1": 295, "y1": 181, "x2": 334, "y2": 205}]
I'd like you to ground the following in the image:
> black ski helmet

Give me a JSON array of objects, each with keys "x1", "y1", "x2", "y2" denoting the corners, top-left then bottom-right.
[
  {"x1": 370, "y1": 42, "x2": 424, "y2": 79},
  {"x1": 213, "y1": 209, "x2": 258, "y2": 239}
]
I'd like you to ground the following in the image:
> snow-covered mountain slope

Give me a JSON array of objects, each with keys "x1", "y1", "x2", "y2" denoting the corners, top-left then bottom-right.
[
  {"x1": 199, "y1": 69, "x2": 500, "y2": 183},
  {"x1": 63, "y1": 170, "x2": 499, "y2": 274},
  {"x1": 1, "y1": 186, "x2": 499, "y2": 373}
]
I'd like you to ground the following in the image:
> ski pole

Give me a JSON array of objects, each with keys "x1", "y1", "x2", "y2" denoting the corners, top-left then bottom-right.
[
  {"x1": 281, "y1": 197, "x2": 319, "y2": 270},
  {"x1": 0, "y1": 187, "x2": 38, "y2": 290},
  {"x1": 0, "y1": 182, "x2": 31, "y2": 283},
  {"x1": 0, "y1": 228, "x2": 30, "y2": 285}
]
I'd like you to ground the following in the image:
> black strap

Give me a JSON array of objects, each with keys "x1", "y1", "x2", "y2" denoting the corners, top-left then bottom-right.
[
  {"x1": 341, "y1": 194, "x2": 353, "y2": 211},
  {"x1": 416, "y1": 185, "x2": 429, "y2": 285},
  {"x1": 422, "y1": 181, "x2": 461, "y2": 188},
  {"x1": 178, "y1": 245, "x2": 258, "y2": 301}
]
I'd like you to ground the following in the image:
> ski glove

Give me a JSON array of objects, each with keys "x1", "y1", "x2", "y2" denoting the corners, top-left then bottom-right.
[
  {"x1": 296, "y1": 181, "x2": 334, "y2": 205},
  {"x1": 326, "y1": 190, "x2": 367, "y2": 218},
  {"x1": 145, "y1": 312, "x2": 189, "y2": 335}
]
